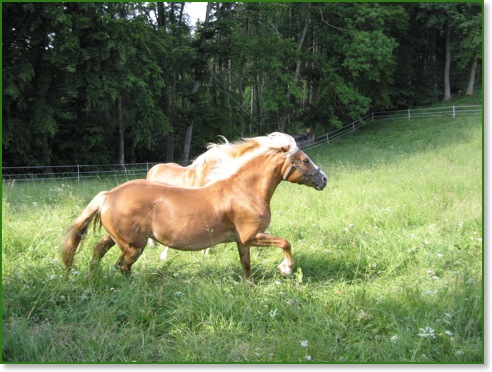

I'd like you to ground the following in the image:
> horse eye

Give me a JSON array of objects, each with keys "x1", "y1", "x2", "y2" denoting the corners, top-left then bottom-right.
[{"x1": 302, "y1": 159, "x2": 309, "y2": 164}]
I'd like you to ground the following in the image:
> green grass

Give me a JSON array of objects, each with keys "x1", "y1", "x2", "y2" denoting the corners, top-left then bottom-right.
[{"x1": 2, "y1": 114, "x2": 483, "y2": 363}]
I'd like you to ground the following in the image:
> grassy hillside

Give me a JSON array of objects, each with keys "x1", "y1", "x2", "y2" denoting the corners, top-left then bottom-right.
[{"x1": 2, "y1": 114, "x2": 482, "y2": 363}]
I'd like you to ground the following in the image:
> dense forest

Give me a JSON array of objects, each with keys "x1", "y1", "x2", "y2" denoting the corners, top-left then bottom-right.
[{"x1": 3, "y1": 2, "x2": 482, "y2": 167}]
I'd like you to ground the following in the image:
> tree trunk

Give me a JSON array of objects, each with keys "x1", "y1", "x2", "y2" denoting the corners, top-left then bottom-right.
[
  {"x1": 279, "y1": 19, "x2": 309, "y2": 132},
  {"x1": 117, "y1": 94, "x2": 125, "y2": 167},
  {"x1": 166, "y1": 133, "x2": 174, "y2": 162},
  {"x1": 181, "y1": 2, "x2": 214, "y2": 166},
  {"x1": 239, "y1": 79, "x2": 245, "y2": 136},
  {"x1": 466, "y1": 59, "x2": 478, "y2": 96},
  {"x1": 182, "y1": 125, "x2": 193, "y2": 165},
  {"x1": 258, "y1": 78, "x2": 265, "y2": 135},
  {"x1": 443, "y1": 27, "x2": 452, "y2": 101}
]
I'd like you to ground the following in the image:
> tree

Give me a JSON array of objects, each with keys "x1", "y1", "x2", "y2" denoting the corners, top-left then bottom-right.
[
  {"x1": 181, "y1": 2, "x2": 214, "y2": 166},
  {"x1": 2, "y1": 2, "x2": 483, "y2": 168},
  {"x1": 417, "y1": 3, "x2": 481, "y2": 101},
  {"x1": 3, "y1": 3, "x2": 65, "y2": 166}
]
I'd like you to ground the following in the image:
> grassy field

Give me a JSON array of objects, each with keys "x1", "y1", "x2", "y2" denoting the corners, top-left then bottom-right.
[{"x1": 2, "y1": 114, "x2": 483, "y2": 363}]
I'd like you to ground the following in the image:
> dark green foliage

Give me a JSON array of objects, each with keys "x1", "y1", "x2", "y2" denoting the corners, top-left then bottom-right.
[{"x1": 2, "y1": 2, "x2": 482, "y2": 167}]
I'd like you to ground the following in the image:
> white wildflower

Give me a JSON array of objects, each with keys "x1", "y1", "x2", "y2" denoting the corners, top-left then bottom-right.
[
  {"x1": 390, "y1": 335, "x2": 399, "y2": 343},
  {"x1": 300, "y1": 340, "x2": 309, "y2": 348},
  {"x1": 305, "y1": 355, "x2": 312, "y2": 361},
  {"x1": 445, "y1": 330, "x2": 453, "y2": 336},
  {"x1": 418, "y1": 327, "x2": 436, "y2": 338},
  {"x1": 269, "y1": 308, "x2": 278, "y2": 318}
]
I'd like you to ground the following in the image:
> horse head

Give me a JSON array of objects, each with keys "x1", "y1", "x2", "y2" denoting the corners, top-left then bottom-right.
[{"x1": 280, "y1": 147, "x2": 327, "y2": 191}]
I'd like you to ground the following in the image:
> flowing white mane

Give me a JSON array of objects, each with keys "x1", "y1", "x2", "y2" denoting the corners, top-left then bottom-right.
[
  {"x1": 189, "y1": 136, "x2": 230, "y2": 168},
  {"x1": 204, "y1": 132, "x2": 299, "y2": 183}
]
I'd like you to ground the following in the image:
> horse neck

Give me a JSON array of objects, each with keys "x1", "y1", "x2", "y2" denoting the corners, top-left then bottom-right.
[{"x1": 227, "y1": 152, "x2": 284, "y2": 203}]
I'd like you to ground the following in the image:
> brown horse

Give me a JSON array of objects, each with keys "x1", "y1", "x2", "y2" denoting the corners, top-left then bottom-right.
[{"x1": 61, "y1": 132, "x2": 327, "y2": 279}]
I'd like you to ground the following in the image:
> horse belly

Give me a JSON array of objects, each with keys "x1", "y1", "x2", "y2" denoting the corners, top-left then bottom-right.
[
  {"x1": 151, "y1": 201, "x2": 236, "y2": 251},
  {"x1": 154, "y1": 224, "x2": 236, "y2": 251}
]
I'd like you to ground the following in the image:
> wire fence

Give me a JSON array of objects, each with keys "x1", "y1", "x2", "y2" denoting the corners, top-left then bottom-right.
[
  {"x1": 2, "y1": 104, "x2": 482, "y2": 182},
  {"x1": 1, "y1": 162, "x2": 158, "y2": 183},
  {"x1": 301, "y1": 104, "x2": 482, "y2": 150}
]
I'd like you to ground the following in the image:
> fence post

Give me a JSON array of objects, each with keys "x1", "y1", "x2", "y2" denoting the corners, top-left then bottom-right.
[
  {"x1": 77, "y1": 164, "x2": 80, "y2": 182},
  {"x1": 326, "y1": 134, "x2": 329, "y2": 144},
  {"x1": 452, "y1": 106, "x2": 456, "y2": 119},
  {"x1": 408, "y1": 109, "x2": 411, "y2": 120}
]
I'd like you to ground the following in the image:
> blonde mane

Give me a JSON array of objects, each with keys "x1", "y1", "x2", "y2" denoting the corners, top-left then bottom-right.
[
  {"x1": 204, "y1": 132, "x2": 299, "y2": 183},
  {"x1": 189, "y1": 136, "x2": 230, "y2": 168}
]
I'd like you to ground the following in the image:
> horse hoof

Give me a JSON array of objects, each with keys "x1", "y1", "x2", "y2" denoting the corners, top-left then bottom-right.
[{"x1": 277, "y1": 262, "x2": 293, "y2": 276}]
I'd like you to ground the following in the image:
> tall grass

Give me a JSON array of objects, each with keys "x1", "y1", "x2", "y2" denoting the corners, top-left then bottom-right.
[{"x1": 2, "y1": 115, "x2": 482, "y2": 363}]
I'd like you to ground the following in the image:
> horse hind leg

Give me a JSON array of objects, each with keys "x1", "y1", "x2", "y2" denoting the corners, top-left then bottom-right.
[
  {"x1": 115, "y1": 244, "x2": 146, "y2": 275},
  {"x1": 89, "y1": 234, "x2": 116, "y2": 275}
]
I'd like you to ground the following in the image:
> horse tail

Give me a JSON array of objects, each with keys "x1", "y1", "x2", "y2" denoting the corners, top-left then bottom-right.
[{"x1": 61, "y1": 191, "x2": 107, "y2": 271}]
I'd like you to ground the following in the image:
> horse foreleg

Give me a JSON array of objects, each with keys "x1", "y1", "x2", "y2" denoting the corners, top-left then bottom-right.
[
  {"x1": 90, "y1": 234, "x2": 116, "y2": 274},
  {"x1": 160, "y1": 246, "x2": 169, "y2": 260},
  {"x1": 236, "y1": 243, "x2": 252, "y2": 279},
  {"x1": 250, "y1": 233, "x2": 294, "y2": 276},
  {"x1": 146, "y1": 238, "x2": 170, "y2": 261}
]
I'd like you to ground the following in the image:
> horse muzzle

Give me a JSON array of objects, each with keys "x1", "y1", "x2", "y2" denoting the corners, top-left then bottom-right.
[{"x1": 313, "y1": 170, "x2": 328, "y2": 191}]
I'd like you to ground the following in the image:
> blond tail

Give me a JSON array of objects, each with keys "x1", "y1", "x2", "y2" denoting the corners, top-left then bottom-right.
[{"x1": 61, "y1": 191, "x2": 107, "y2": 271}]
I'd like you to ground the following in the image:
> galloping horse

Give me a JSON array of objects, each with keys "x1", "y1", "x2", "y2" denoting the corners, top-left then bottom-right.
[{"x1": 61, "y1": 132, "x2": 327, "y2": 279}]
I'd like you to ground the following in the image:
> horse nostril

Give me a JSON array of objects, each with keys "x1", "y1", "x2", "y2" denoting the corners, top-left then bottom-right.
[{"x1": 323, "y1": 177, "x2": 328, "y2": 184}]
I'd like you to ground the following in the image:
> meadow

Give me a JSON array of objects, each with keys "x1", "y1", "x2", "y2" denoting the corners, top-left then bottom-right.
[{"x1": 2, "y1": 114, "x2": 483, "y2": 363}]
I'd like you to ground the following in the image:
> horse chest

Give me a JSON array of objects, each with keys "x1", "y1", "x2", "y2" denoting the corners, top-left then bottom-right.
[{"x1": 230, "y1": 200, "x2": 271, "y2": 231}]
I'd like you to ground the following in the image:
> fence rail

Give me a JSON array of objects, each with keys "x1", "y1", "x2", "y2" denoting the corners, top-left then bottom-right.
[
  {"x1": 301, "y1": 105, "x2": 481, "y2": 151},
  {"x1": 2, "y1": 162, "x2": 158, "y2": 182},
  {"x1": 2, "y1": 105, "x2": 482, "y2": 182},
  {"x1": 372, "y1": 105, "x2": 482, "y2": 121}
]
